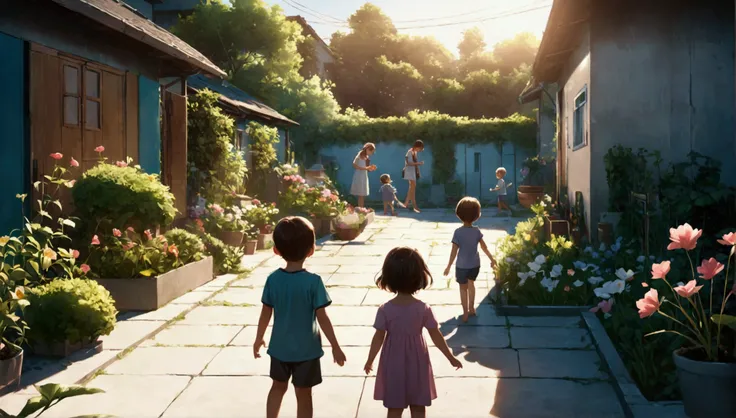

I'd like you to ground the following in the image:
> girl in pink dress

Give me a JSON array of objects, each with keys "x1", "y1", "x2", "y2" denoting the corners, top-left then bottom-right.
[{"x1": 364, "y1": 247, "x2": 463, "y2": 418}]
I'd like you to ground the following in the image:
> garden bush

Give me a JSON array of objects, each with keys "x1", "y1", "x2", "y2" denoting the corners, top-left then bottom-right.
[
  {"x1": 25, "y1": 278, "x2": 117, "y2": 344},
  {"x1": 72, "y1": 162, "x2": 176, "y2": 234},
  {"x1": 163, "y1": 229, "x2": 206, "y2": 264},
  {"x1": 200, "y1": 232, "x2": 245, "y2": 275}
]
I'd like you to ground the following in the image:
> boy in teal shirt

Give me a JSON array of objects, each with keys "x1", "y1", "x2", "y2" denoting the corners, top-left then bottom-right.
[{"x1": 254, "y1": 216, "x2": 346, "y2": 418}]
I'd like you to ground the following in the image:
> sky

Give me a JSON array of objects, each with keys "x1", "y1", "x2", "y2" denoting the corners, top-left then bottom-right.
[{"x1": 262, "y1": 0, "x2": 552, "y2": 55}]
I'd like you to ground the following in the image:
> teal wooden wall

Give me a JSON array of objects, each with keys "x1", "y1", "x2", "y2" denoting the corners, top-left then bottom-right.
[
  {"x1": 0, "y1": 33, "x2": 26, "y2": 234},
  {"x1": 138, "y1": 75, "x2": 161, "y2": 174}
]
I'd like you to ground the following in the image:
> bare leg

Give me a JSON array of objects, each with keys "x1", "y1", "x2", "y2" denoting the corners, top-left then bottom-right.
[
  {"x1": 404, "y1": 181, "x2": 413, "y2": 207},
  {"x1": 388, "y1": 408, "x2": 404, "y2": 418},
  {"x1": 383, "y1": 202, "x2": 389, "y2": 215},
  {"x1": 468, "y1": 280, "x2": 477, "y2": 315},
  {"x1": 409, "y1": 405, "x2": 426, "y2": 418},
  {"x1": 294, "y1": 386, "x2": 313, "y2": 418},
  {"x1": 390, "y1": 202, "x2": 397, "y2": 216},
  {"x1": 267, "y1": 380, "x2": 288, "y2": 418},
  {"x1": 358, "y1": 196, "x2": 365, "y2": 208},
  {"x1": 459, "y1": 283, "x2": 469, "y2": 322}
]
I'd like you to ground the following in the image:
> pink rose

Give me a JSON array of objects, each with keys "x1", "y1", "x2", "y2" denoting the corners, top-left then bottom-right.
[
  {"x1": 94, "y1": 145, "x2": 105, "y2": 153},
  {"x1": 91, "y1": 235, "x2": 100, "y2": 245},
  {"x1": 667, "y1": 223, "x2": 702, "y2": 251},
  {"x1": 70, "y1": 157, "x2": 79, "y2": 167},
  {"x1": 112, "y1": 228, "x2": 122, "y2": 237},
  {"x1": 49, "y1": 153, "x2": 63, "y2": 160},
  {"x1": 80, "y1": 264, "x2": 91, "y2": 274}
]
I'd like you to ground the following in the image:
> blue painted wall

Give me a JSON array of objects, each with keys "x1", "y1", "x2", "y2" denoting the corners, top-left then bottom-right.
[
  {"x1": 123, "y1": 0, "x2": 154, "y2": 20},
  {"x1": 138, "y1": 75, "x2": 161, "y2": 174},
  {"x1": 0, "y1": 33, "x2": 26, "y2": 234}
]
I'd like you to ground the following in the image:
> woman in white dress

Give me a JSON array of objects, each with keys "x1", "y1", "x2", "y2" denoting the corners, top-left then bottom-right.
[
  {"x1": 350, "y1": 142, "x2": 376, "y2": 208},
  {"x1": 402, "y1": 139, "x2": 425, "y2": 213}
]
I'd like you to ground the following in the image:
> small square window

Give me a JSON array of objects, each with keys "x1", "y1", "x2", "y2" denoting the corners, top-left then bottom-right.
[
  {"x1": 573, "y1": 87, "x2": 587, "y2": 149},
  {"x1": 63, "y1": 96, "x2": 79, "y2": 125},
  {"x1": 85, "y1": 100, "x2": 100, "y2": 129},
  {"x1": 473, "y1": 152, "x2": 481, "y2": 173},
  {"x1": 85, "y1": 70, "x2": 100, "y2": 98},
  {"x1": 64, "y1": 66, "x2": 79, "y2": 95}
]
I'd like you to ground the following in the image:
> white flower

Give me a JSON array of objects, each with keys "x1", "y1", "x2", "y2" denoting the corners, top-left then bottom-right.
[
  {"x1": 615, "y1": 268, "x2": 635, "y2": 281},
  {"x1": 534, "y1": 254, "x2": 546, "y2": 265},
  {"x1": 595, "y1": 279, "x2": 627, "y2": 299},
  {"x1": 573, "y1": 261, "x2": 587, "y2": 270},
  {"x1": 636, "y1": 255, "x2": 646, "y2": 263},
  {"x1": 550, "y1": 264, "x2": 563, "y2": 278},
  {"x1": 527, "y1": 262, "x2": 542, "y2": 273},
  {"x1": 517, "y1": 272, "x2": 530, "y2": 280},
  {"x1": 599, "y1": 243, "x2": 606, "y2": 252},
  {"x1": 573, "y1": 280, "x2": 584, "y2": 288},
  {"x1": 544, "y1": 194, "x2": 552, "y2": 203},
  {"x1": 519, "y1": 277, "x2": 528, "y2": 287},
  {"x1": 594, "y1": 287, "x2": 611, "y2": 299},
  {"x1": 540, "y1": 201, "x2": 546, "y2": 207},
  {"x1": 540, "y1": 277, "x2": 559, "y2": 292},
  {"x1": 588, "y1": 276, "x2": 604, "y2": 285}
]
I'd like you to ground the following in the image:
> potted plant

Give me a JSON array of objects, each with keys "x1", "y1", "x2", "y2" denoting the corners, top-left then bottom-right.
[
  {"x1": 308, "y1": 187, "x2": 346, "y2": 237},
  {"x1": 202, "y1": 204, "x2": 247, "y2": 247},
  {"x1": 635, "y1": 225, "x2": 736, "y2": 418},
  {"x1": 334, "y1": 211, "x2": 362, "y2": 241},
  {"x1": 0, "y1": 284, "x2": 28, "y2": 390},
  {"x1": 243, "y1": 228, "x2": 258, "y2": 256},
  {"x1": 25, "y1": 278, "x2": 116, "y2": 357},
  {"x1": 241, "y1": 199, "x2": 279, "y2": 249},
  {"x1": 518, "y1": 155, "x2": 554, "y2": 208}
]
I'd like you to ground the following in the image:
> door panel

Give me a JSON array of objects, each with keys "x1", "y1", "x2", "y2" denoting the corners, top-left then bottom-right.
[
  {"x1": 100, "y1": 69, "x2": 125, "y2": 164},
  {"x1": 125, "y1": 72, "x2": 139, "y2": 164}
]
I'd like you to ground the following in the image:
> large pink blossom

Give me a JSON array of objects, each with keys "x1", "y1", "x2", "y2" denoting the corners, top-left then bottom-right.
[
  {"x1": 94, "y1": 145, "x2": 105, "y2": 153},
  {"x1": 651, "y1": 261, "x2": 671, "y2": 279},
  {"x1": 674, "y1": 280, "x2": 703, "y2": 298},
  {"x1": 80, "y1": 264, "x2": 91, "y2": 274},
  {"x1": 717, "y1": 232, "x2": 736, "y2": 247},
  {"x1": 667, "y1": 223, "x2": 702, "y2": 251},
  {"x1": 697, "y1": 258, "x2": 724, "y2": 280},
  {"x1": 70, "y1": 157, "x2": 79, "y2": 167},
  {"x1": 49, "y1": 153, "x2": 63, "y2": 160},
  {"x1": 636, "y1": 289, "x2": 660, "y2": 318}
]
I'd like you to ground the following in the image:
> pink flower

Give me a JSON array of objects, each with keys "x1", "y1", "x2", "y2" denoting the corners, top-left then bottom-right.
[
  {"x1": 563, "y1": 285, "x2": 571, "y2": 292},
  {"x1": 651, "y1": 261, "x2": 671, "y2": 279},
  {"x1": 590, "y1": 299, "x2": 614, "y2": 314},
  {"x1": 567, "y1": 269, "x2": 575, "y2": 276},
  {"x1": 674, "y1": 280, "x2": 703, "y2": 298},
  {"x1": 717, "y1": 232, "x2": 736, "y2": 247},
  {"x1": 72, "y1": 249, "x2": 80, "y2": 259},
  {"x1": 70, "y1": 157, "x2": 79, "y2": 167},
  {"x1": 112, "y1": 228, "x2": 122, "y2": 237},
  {"x1": 641, "y1": 282, "x2": 649, "y2": 288},
  {"x1": 667, "y1": 223, "x2": 702, "y2": 251},
  {"x1": 122, "y1": 242, "x2": 135, "y2": 251},
  {"x1": 253, "y1": 199, "x2": 261, "y2": 206},
  {"x1": 168, "y1": 244, "x2": 179, "y2": 258},
  {"x1": 283, "y1": 175, "x2": 290, "y2": 181},
  {"x1": 321, "y1": 189, "x2": 332, "y2": 198},
  {"x1": 66, "y1": 180, "x2": 76, "y2": 188},
  {"x1": 697, "y1": 258, "x2": 724, "y2": 280},
  {"x1": 94, "y1": 145, "x2": 105, "y2": 153},
  {"x1": 144, "y1": 230, "x2": 153, "y2": 241},
  {"x1": 91, "y1": 235, "x2": 100, "y2": 245},
  {"x1": 115, "y1": 161, "x2": 128, "y2": 168},
  {"x1": 50, "y1": 153, "x2": 63, "y2": 160},
  {"x1": 80, "y1": 264, "x2": 91, "y2": 274},
  {"x1": 636, "y1": 289, "x2": 661, "y2": 318},
  {"x1": 127, "y1": 226, "x2": 135, "y2": 232}
]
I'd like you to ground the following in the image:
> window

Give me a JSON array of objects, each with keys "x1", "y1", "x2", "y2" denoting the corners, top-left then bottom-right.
[
  {"x1": 234, "y1": 129, "x2": 245, "y2": 151},
  {"x1": 573, "y1": 87, "x2": 587, "y2": 149},
  {"x1": 84, "y1": 69, "x2": 101, "y2": 129},
  {"x1": 63, "y1": 65, "x2": 80, "y2": 125},
  {"x1": 473, "y1": 152, "x2": 481, "y2": 173}
]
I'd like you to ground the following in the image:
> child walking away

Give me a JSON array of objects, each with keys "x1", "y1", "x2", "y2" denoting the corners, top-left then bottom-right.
[
  {"x1": 379, "y1": 174, "x2": 406, "y2": 216},
  {"x1": 254, "y1": 216, "x2": 346, "y2": 418},
  {"x1": 443, "y1": 197, "x2": 498, "y2": 323},
  {"x1": 491, "y1": 167, "x2": 514, "y2": 217},
  {"x1": 364, "y1": 247, "x2": 462, "y2": 418}
]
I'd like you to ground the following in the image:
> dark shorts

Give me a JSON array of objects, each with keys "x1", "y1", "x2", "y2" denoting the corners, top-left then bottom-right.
[
  {"x1": 270, "y1": 356, "x2": 322, "y2": 388},
  {"x1": 456, "y1": 267, "x2": 480, "y2": 285},
  {"x1": 497, "y1": 194, "x2": 507, "y2": 203}
]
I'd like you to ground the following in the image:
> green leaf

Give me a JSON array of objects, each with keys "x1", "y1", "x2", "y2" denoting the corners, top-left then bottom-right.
[
  {"x1": 52, "y1": 200, "x2": 62, "y2": 211},
  {"x1": 55, "y1": 385, "x2": 105, "y2": 402},
  {"x1": 61, "y1": 219, "x2": 76, "y2": 228},
  {"x1": 33, "y1": 181, "x2": 41, "y2": 191},
  {"x1": 36, "y1": 383, "x2": 62, "y2": 401},
  {"x1": 28, "y1": 260, "x2": 40, "y2": 276},
  {"x1": 139, "y1": 269, "x2": 156, "y2": 277},
  {"x1": 15, "y1": 395, "x2": 48, "y2": 418},
  {"x1": 711, "y1": 314, "x2": 736, "y2": 330}
]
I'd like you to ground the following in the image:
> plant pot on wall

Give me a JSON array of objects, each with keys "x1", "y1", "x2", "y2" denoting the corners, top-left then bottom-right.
[
  {"x1": 673, "y1": 349, "x2": 736, "y2": 418},
  {"x1": 517, "y1": 186, "x2": 545, "y2": 209},
  {"x1": 243, "y1": 239, "x2": 257, "y2": 255},
  {"x1": 219, "y1": 230, "x2": 244, "y2": 247},
  {"x1": 0, "y1": 348, "x2": 23, "y2": 390}
]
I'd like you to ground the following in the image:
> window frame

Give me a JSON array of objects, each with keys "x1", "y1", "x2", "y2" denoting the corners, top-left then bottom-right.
[
  {"x1": 572, "y1": 85, "x2": 588, "y2": 151},
  {"x1": 83, "y1": 67, "x2": 102, "y2": 131},
  {"x1": 62, "y1": 64, "x2": 81, "y2": 127}
]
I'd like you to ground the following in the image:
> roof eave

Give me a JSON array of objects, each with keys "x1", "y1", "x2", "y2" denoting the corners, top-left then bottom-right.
[
  {"x1": 188, "y1": 85, "x2": 299, "y2": 127},
  {"x1": 531, "y1": 0, "x2": 589, "y2": 82},
  {"x1": 52, "y1": 0, "x2": 226, "y2": 78}
]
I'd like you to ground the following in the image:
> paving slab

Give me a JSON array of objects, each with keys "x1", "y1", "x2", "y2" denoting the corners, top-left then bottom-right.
[
  {"x1": 507, "y1": 316, "x2": 583, "y2": 327},
  {"x1": 433, "y1": 348, "x2": 519, "y2": 378},
  {"x1": 17, "y1": 348, "x2": 120, "y2": 393},
  {"x1": 145, "y1": 325, "x2": 243, "y2": 347},
  {"x1": 324, "y1": 273, "x2": 377, "y2": 287},
  {"x1": 163, "y1": 376, "x2": 365, "y2": 418},
  {"x1": 210, "y1": 287, "x2": 263, "y2": 305},
  {"x1": 169, "y1": 290, "x2": 214, "y2": 305},
  {"x1": 179, "y1": 306, "x2": 262, "y2": 325},
  {"x1": 442, "y1": 325, "x2": 510, "y2": 348},
  {"x1": 105, "y1": 347, "x2": 221, "y2": 375},
  {"x1": 325, "y1": 306, "x2": 378, "y2": 326},
  {"x1": 431, "y1": 304, "x2": 506, "y2": 326},
  {"x1": 42, "y1": 375, "x2": 191, "y2": 418},
  {"x1": 518, "y1": 349, "x2": 607, "y2": 379},
  {"x1": 229, "y1": 325, "x2": 270, "y2": 346},
  {"x1": 124, "y1": 302, "x2": 192, "y2": 321},
  {"x1": 203, "y1": 346, "x2": 268, "y2": 376},
  {"x1": 100, "y1": 320, "x2": 166, "y2": 350},
  {"x1": 326, "y1": 287, "x2": 369, "y2": 305},
  {"x1": 510, "y1": 327, "x2": 592, "y2": 349}
]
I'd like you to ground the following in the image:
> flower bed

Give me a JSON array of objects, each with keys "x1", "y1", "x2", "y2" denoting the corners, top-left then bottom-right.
[{"x1": 334, "y1": 206, "x2": 375, "y2": 241}]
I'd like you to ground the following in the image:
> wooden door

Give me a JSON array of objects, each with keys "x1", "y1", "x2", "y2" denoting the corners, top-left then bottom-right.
[{"x1": 162, "y1": 91, "x2": 187, "y2": 217}]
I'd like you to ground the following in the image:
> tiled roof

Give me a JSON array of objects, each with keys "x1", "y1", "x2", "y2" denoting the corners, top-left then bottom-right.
[
  {"x1": 51, "y1": 0, "x2": 226, "y2": 77},
  {"x1": 188, "y1": 74, "x2": 299, "y2": 126}
]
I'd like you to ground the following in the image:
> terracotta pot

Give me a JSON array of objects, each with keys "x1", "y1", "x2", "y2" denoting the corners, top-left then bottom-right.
[
  {"x1": 243, "y1": 239, "x2": 257, "y2": 255},
  {"x1": 259, "y1": 225, "x2": 273, "y2": 234},
  {"x1": 517, "y1": 185, "x2": 545, "y2": 193},
  {"x1": 673, "y1": 348, "x2": 736, "y2": 418},
  {"x1": 0, "y1": 348, "x2": 23, "y2": 390},
  {"x1": 311, "y1": 217, "x2": 333, "y2": 238},
  {"x1": 257, "y1": 233, "x2": 273, "y2": 250},
  {"x1": 517, "y1": 190, "x2": 544, "y2": 209},
  {"x1": 335, "y1": 227, "x2": 361, "y2": 241},
  {"x1": 219, "y1": 230, "x2": 244, "y2": 247}
]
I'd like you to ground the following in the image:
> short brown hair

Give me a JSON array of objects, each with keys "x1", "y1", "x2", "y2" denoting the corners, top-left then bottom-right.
[
  {"x1": 273, "y1": 216, "x2": 315, "y2": 262},
  {"x1": 380, "y1": 174, "x2": 391, "y2": 184},
  {"x1": 376, "y1": 247, "x2": 432, "y2": 294},
  {"x1": 456, "y1": 197, "x2": 481, "y2": 223},
  {"x1": 413, "y1": 139, "x2": 424, "y2": 150}
]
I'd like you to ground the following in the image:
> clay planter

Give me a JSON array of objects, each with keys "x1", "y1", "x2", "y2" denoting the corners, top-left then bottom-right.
[
  {"x1": 257, "y1": 233, "x2": 273, "y2": 250},
  {"x1": 94, "y1": 257, "x2": 214, "y2": 311},
  {"x1": 311, "y1": 217, "x2": 333, "y2": 238},
  {"x1": 219, "y1": 230, "x2": 244, "y2": 247},
  {"x1": 32, "y1": 338, "x2": 102, "y2": 358},
  {"x1": 673, "y1": 348, "x2": 736, "y2": 418},
  {"x1": 259, "y1": 225, "x2": 273, "y2": 234},
  {"x1": 335, "y1": 227, "x2": 361, "y2": 241},
  {"x1": 243, "y1": 239, "x2": 258, "y2": 255},
  {"x1": 544, "y1": 216, "x2": 570, "y2": 239},
  {"x1": 517, "y1": 186, "x2": 545, "y2": 209},
  {"x1": 0, "y1": 349, "x2": 23, "y2": 390}
]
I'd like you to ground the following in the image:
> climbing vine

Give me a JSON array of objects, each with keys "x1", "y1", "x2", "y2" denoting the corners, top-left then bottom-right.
[{"x1": 303, "y1": 109, "x2": 536, "y2": 184}]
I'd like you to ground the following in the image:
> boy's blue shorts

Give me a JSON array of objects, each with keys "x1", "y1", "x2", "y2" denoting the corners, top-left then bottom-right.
[{"x1": 456, "y1": 266, "x2": 480, "y2": 284}]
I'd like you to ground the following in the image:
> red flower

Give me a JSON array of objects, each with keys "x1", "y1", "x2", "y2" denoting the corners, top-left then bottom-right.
[
  {"x1": 168, "y1": 244, "x2": 179, "y2": 258},
  {"x1": 80, "y1": 264, "x2": 91, "y2": 274},
  {"x1": 112, "y1": 228, "x2": 122, "y2": 237},
  {"x1": 72, "y1": 249, "x2": 80, "y2": 259},
  {"x1": 50, "y1": 153, "x2": 63, "y2": 160},
  {"x1": 70, "y1": 157, "x2": 79, "y2": 167},
  {"x1": 144, "y1": 230, "x2": 153, "y2": 241},
  {"x1": 91, "y1": 235, "x2": 100, "y2": 245},
  {"x1": 94, "y1": 145, "x2": 105, "y2": 153}
]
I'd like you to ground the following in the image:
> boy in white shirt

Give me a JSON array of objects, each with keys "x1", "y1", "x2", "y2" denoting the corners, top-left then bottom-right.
[{"x1": 491, "y1": 167, "x2": 513, "y2": 217}]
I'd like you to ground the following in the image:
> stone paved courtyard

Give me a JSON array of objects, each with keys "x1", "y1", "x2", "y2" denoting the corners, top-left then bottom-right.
[{"x1": 1, "y1": 210, "x2": 627, "y2": 417}]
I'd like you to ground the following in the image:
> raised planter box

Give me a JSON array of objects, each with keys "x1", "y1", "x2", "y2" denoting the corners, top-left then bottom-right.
[
  {"x1": 94, "y1": 257, "x2": 214, "y2": 311},
  {"x1": 495, "y1": 304, "x2": 591, "y2": 317},
  {"x1": 31, "y1": 338, "x2": 103, "y2": 358}
]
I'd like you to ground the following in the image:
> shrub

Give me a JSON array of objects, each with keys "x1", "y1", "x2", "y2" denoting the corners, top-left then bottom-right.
[
  {"x1": 25, "y1": 278, "x2": 117, "y2": 344},
  {"x1": 163, "y1": 228, "x2": 206, "y2": 264},
  {"x1": 200, "y1": 233, "x2": 245, "y2": 275},
  {"x1": 72, "y1": 162, "x2": 177, "y2": 233}
]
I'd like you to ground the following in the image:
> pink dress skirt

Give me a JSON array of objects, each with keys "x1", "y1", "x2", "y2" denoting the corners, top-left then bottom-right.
[{"x1": 373, "y1": 300, "x2": 438, "y2": 409}]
